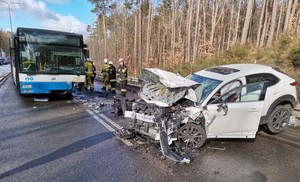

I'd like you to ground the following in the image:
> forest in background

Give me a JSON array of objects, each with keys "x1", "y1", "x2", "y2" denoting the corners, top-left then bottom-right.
[
  {"x1": 87, "y1": 0, "x2": 300, "y2": 81},
  {"x1": 0, "y1": 30, "x2": 10, "y2": 56}
]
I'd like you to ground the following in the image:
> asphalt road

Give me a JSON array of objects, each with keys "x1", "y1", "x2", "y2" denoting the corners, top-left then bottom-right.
[{"x1": 1, "y1": 78, "x2": 300, "y2": 182}]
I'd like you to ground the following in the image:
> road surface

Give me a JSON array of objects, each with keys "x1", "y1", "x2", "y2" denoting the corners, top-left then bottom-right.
[{"x1": 1, "y1": 78, "x2": 300, "y2": 182}]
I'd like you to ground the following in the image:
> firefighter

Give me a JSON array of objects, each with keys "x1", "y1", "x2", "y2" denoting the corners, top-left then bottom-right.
[
  {"x1": 117, "y1": 58, "x2": 128, "y2": 95},
  {"x1": 101, "y1": 58, "x2": 110, "y2": 90},
  {"x1": 85, "y1": 58, "x2": 94, "y2": 91},
  {"x1": 91, "y1": 59, "x2": 96, "y2": 85},
  {"x1": 108, "y1": 61, "x2": 117, "y2": 94}
]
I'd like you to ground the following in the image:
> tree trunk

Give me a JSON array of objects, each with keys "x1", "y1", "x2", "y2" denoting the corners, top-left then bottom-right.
[
  {"x1": 209, "y1": 0, "x2": 227, "y2": 48},
  {"x1": 241, "y1": 0, "x2": 255, "y2": 44},
  {"x1": 267, "y1": 0, "x2": 278, "y2": 47},
  {"x1": 297, "y1": 11, "x2": 300, "y2": 35},
  {"x1": 157, "y1": 22, "x2": 161, "y2": 68},
  {"x1": 102, "y1": 16, "x2": 107, "y2": 58},
  {"x1": 233, "y1": 0, "x2": 242, "y2": 43},
  {"x1": 186, "y1": 0, "x2": 194, "y2": 64},
  {"x1": 227, "y1": 1, "x2": 235, "y2": 49},
  {"x1": 202, "y1": 0, "x2": 207, "y2": 43},
  {"x1": 289, "y1": 0, "x2": 298, "y2": 30},
  {"x1": 145, "y1": 1, "x2": 153, "y2": 63},
  {"x1": 256, "y1": 0, "x2": 266, "y2": 48},
  {"x1": 138, "y1": 0, "x2": 143, "y2": 71},
  {"x1": 122, "y1": 3, "x2": 127, "y2": 58},
  {"x1": 192, "y1": 0, "x2": 201, "y2": 64},
  {"x1": 284, "y1": 0, "x2": 293, "y2": 32},
  {"x1": 260, "y1": 0, "x2": 270, "y2": 48},
  {"x1": 171, "y1": 0, "x2": 176, "y2": 58},
  {"x1": 276, "y1": 0, "x2": 284, "y2": 38},
  {"x1": 134, "y1": 12, "x2": 138, "y2": 77}
]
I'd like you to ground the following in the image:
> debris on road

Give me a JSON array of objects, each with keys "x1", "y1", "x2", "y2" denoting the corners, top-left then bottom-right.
[
  {"x1": 115, "y1": 128, "x2": 135, "y2": 139},
  {"x1": 289, "y1": 116, "x2": 300, "y2": 127},
  {"x1": 98, "y1": 91, "x2": 109, "y2": 97},
  {"x1": 207, "y1": 146, "x2": 226, "y2": 151}
]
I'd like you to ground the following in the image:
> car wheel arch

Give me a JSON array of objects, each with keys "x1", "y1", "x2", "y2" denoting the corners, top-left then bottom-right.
[
  {"x1": 260, "y1": 95, "x2": 296, "y2": 125},
  {"x1": 267, "y1": 95, "x2": 296, "y2": 114}
]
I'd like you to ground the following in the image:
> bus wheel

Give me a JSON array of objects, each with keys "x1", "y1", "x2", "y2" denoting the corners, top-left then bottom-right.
[{"x1": 65, "y1": 92, "x2": 73, "y2": 99}]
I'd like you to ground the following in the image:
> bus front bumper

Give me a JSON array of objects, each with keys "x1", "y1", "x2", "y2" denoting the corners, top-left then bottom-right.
[{"x1": 20, "y1": 82, "x2": 74, "y2": 94}]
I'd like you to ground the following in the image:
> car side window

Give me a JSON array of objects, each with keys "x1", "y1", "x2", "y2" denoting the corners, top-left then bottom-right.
[
  {"x1": 246, "y1": 73, "x2": 279, "y2": 86},
  {"x1": 210, "y1": 82, "x2": 265, "y2": 104},
  {"x1": 207, "y1": 80, "x2": 242, "y2": 104}
]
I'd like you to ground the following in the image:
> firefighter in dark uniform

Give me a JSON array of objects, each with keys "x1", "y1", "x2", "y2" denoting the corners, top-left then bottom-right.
[
  {"x1": 108, "y1": 61, "x2": 117, "y2": 94},
  {"x1": 117, "y1": 58, "x2": 128, "y2": 95},
  {"x1": 91, "y1": 59, "x2": 96, "y2": 85}
]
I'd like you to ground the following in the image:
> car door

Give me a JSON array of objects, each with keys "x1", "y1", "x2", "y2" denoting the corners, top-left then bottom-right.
[{"x1": 203, "y1": 82, "x2": 266, "y2": 139}]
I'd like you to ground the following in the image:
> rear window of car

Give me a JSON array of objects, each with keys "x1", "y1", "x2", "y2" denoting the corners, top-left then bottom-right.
[
  {"x1": 246, "y1": 73, "x2": 279, "y2": 86},
  {"x1": 205, "y1": 67, "x2": 240, "y2": 75}
]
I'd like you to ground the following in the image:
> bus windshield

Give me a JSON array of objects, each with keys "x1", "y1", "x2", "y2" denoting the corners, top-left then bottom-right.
[{"x1": 19, "y1": 43, "x2": 84, "y2": 74}]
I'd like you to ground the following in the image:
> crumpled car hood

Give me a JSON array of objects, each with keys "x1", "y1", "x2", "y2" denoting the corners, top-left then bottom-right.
[{"x1": 139, "y1": 68, "x2": 202, "y2": 107}]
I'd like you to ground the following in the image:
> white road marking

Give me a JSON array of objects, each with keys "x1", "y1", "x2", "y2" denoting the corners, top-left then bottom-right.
[
  {"x1": 86, "y1": 110, "x2": 115, "y2": 132},
  {"x1": 119, "y1": 138, "x2": 133, "y2": 146},
  {"x1": 86, "y1": 109, "x2": 133, "y2": 147},
  {"x1": 99, "y1": 113, "x2": 123, "y2": 130}
]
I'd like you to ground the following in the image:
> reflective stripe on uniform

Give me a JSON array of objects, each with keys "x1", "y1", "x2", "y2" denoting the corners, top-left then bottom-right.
[
  {"x1": 86, "y1": 62, "x2": 93, "y2": 76},
  {"x1": 111, "y1": 88, "x2": 116, "y2": 91},
  {"x1": 102, "y1": 64, "x2": 110, "y2": 74},
  {"x1": 121, "y1": 89, "x2": 127, "y2": 92},
  {"x1": 110, "y1": 79, "x2": 117, "y2": 82}
]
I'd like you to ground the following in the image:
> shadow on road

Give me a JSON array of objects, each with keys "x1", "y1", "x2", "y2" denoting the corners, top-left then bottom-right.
[
  {"x1": 0, "y1": 132, "x2": 114, "y2": 179},
  {"x1": 0, "y1": 113, "x2": 87, "y2": 142}
]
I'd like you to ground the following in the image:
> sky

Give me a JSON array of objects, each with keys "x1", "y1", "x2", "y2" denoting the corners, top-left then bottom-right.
[{"x1": 0, "y1": 0, "x2": 96, "y2": 36}]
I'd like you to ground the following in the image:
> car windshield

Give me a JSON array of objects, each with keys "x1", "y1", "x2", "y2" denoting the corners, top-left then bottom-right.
[
  {"x1": 187, "y1": 74, "x2": 222, "y2": 104},
  {"x1": 19, "y1": 43, "x2": 84, "y2": 74}
]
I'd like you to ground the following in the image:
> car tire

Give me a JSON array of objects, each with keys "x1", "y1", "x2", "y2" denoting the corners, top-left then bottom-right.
[
  {"x1": 176, "y1": 123, "x2": 206, "y2": 150},
  {"x1": 264, "y1": 105, "x2": 292, "y2": 134}
]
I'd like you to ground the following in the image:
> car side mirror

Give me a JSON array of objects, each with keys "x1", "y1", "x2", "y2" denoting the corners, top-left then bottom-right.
[{"x1": 217, "y1": 100, "x2": 228, "y2": 116}]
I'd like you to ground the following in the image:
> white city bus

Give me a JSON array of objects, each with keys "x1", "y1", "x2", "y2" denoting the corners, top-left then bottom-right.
[{"x1": 9, "y1": 27, "x2": 86, "y2": 94}]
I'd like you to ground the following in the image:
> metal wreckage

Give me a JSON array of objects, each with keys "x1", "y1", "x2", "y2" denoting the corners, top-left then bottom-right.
[{"x1": 116, "y1": 68, "x2": 208, "y2": 164}]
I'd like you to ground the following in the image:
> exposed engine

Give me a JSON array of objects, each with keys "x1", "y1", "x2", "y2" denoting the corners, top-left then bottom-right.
[
  {"x1": 121, "y1": 68, "x2": 206, "y2": 163},
  {"x1": 124, "y1": 99, "x2": 205, "y2": 163},
  {"x1": 129, "y1": 99, "x2": 195, "y2": 139}
]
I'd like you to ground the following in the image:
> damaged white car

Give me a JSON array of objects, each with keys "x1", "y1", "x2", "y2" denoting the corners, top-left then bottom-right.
[{"x1": 123, "y1": 64, "x2": 298, "y2": 163}]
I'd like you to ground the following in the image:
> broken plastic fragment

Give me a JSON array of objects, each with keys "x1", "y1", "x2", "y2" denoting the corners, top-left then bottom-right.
[
  {"x1": 159, "y1": 131, "x2": 190, "y2": 164},
  {"x1": 116, "y1": 129, "x2": 135, "y2": 139},
  {"x1": 207, "y1": 146, "x2": 226, "y2": 151}
]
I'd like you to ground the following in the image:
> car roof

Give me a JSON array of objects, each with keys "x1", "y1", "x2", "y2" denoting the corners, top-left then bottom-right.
[{"x1": 193, "y1": 64, "x2": 274, "y2": 81}]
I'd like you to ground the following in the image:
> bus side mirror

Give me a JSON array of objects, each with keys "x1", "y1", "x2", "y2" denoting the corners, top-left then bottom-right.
[
  {"x1": 9, "y1": 38, "x2": 15, "y2": 49},
  {"x1": 83, "y1": 48, "x2": 89, "y2": 59}
]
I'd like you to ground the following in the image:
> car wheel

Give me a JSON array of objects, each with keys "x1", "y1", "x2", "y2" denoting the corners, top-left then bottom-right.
[
  {"x1": 264, "y1": 105, "x2": 291, "y2": 134},
  {"x1": 176, "y1": 123, "x2": 206, "y2": 150}
]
